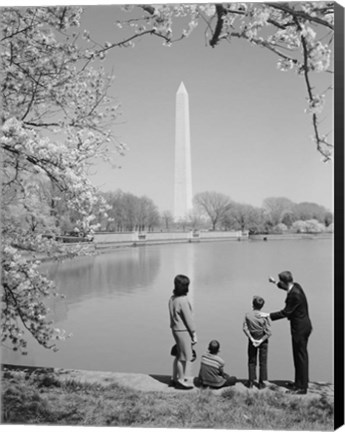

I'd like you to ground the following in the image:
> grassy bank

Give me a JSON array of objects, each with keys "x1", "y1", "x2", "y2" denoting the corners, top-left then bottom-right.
[{"x1": 1, "y1": 368, "x2": 333, "y2": 429}]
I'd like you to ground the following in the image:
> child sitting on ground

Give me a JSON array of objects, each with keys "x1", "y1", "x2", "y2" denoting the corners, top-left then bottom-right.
[
  {"x1": 243, "y1": 295, "x2": 271, "y2": 389},
  {"x1": 198, "y1": 340, "x2": 237, "y2": 389}
]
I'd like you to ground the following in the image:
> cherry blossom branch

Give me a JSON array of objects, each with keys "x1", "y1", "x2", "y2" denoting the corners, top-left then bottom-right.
[
  {"x1": 2, "y1": 143, "x2": 65, "y2": 188},
  {"x1": 293, "y1": 16, "x2": 333, "y2": 161},
  {"x1": 21, "y1": 75, "x2": 42, "y2": 121},
  {"x1": 3, "y1": 281, "x2": 56, "y2": 350},
  {"x1": 230, "y1": 31, "x2": 299, "y2": 63},
  {"x1": 97, "y1": 29, "x2": 170, "y2": 54},
  {"x1": 23, "y1": 121, "x2": 60, "y2": 127},
  {"x1": 1, "y1": 24, "x2": 35, "y2": 41},
  {"x1": 267, "y1": 3, "x2": 334, "y2": 30}
]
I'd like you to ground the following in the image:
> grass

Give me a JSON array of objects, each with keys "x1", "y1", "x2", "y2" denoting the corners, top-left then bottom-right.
[{"x1": 1, "y1": 369, "x2": 334, "y2": 429}]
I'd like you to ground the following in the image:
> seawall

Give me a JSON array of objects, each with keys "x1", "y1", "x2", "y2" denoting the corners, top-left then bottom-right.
[
  {"x1": 93, "y1": 230, "x2": 245, "y2": 251},
  {"x1": 21, "y1": 231, "x2": 333, "y2": 261},
  {"x1": 91, "y1": 231, "x2": 332, "y2": 252},
  {"x1": 249, "y1": 233, "x2": 333, "y2": 241}
]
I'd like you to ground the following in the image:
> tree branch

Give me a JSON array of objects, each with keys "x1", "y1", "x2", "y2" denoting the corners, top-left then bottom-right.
[
  {"x1": 267, "y1": 3, "x2": 334, "y2": 30},
  {"x1": 293, "y1": 15, "x2": 333, "y2": 161},
  {"x1": 3, "y1": 282, "x2": 56, "y2": 350},
  {"x1": 97, "y1": 29, "x2": 170, "y2": 54},
  {"x1": 209, "y1": 4, "x2": 227, "y2": 48},
  {"x1": 230, "y1": 32, "x2": 299, "y2": 64},
  {"x1": 2, "y1": 143, "x2": 65, "y2": 188}
]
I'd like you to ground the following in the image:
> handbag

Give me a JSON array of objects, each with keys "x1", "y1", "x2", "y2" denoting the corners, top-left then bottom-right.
[{"x1": 170, "y1": 344, "x2": 197, "y2": 362}]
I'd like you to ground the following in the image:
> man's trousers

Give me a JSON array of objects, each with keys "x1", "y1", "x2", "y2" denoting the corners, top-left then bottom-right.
[{"x1": 291, "y1": 329, "x2": 311, "y2": 390}]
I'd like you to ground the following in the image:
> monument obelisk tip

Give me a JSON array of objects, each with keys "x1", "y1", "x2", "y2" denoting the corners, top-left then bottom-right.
[{"x1": 177, "y1": 81, "x2": 187, "y2": 94}]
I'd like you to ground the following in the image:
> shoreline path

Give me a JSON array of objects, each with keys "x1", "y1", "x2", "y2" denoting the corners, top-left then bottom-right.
[{"x1": 2, "y1": 364, "x2": 334, "y2": 400}]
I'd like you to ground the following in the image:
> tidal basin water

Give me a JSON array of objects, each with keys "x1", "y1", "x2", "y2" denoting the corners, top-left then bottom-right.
[{"x1": 4, "y1": 239, "x2": 333, "y2": 383}]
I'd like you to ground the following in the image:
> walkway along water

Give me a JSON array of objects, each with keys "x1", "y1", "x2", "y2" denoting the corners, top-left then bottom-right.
[{"x1": 1, "y1": 364, "x2": 334, "y2": 399}]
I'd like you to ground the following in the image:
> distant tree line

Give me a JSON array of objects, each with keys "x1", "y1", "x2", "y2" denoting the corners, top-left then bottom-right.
[
  {"x1": 7, "y1": 181, "x2": 333, "y2": 236},
  {"x1": 96, "y1": 190, "x2": 160, "y2": 232},
  {"x1": 94, "y1": 190, "x2": 333, "y2": 235},
  {"x1": 192, "y1": 192, "x2": 333, "y2": 234}
]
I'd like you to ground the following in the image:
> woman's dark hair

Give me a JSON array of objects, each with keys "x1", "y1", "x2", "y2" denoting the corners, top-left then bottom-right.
[
  {"x1": 208, "y1": 340, "x2": 220, "y2": 355},
  {"x1": 173, "y1": 274, "x2": 190, "y2": 296},
  {"x1": 278, "y1": 271, "x2": 293, "y2": 284}
]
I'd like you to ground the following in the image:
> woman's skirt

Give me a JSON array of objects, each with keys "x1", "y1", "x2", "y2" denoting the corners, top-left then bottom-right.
[{"x1": 173, "y1": 330, "x2": 192, "y2": 361}]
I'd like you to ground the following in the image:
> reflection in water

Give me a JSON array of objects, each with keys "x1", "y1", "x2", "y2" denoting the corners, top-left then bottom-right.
[
  {"x1": 186, "y1": 245, "x2": 195, "y2": 308},
  {"x1": 41, "y1": 247, "x2": 161, "y2": 306},
  {"x1": 38, "y1": 247, "x2": 161, "y2": 331},
  {"x1": 3, "y1": 240, "x2": 333, "y2": 383}
]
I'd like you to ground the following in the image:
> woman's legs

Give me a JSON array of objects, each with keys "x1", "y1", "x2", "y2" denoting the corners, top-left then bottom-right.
[
  {"x1": 183, "y1": 359, "x2": 192, "y2": 381},
  {"x1": 172, "y1": 357, "x2": 189, "y2": 382},
  {"x1": 176, "y1": 360, "x2": 193, "y2": 388},
  {"x1": 172, "y1": 331, "x2": 194, "y2": 388},
  {"x1": 172, "y1": 357, "x2": 179, "y2": 382},
  {"x1": 176, "y1": 359, "x2": 185, "y2": 381}
]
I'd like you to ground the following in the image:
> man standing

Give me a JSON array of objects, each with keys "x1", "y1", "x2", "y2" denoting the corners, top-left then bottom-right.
[{"x1": 260, "y1": 271, "x2": 312, "y2": 394}]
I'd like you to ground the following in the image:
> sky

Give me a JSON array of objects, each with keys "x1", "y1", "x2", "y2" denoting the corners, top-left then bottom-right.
[
  {"x1": 77, "y1": 4, "x2": 334, "y2": 213},
  {"x1": 3, "y1": 1, "x2": 336, "y2": 213}
]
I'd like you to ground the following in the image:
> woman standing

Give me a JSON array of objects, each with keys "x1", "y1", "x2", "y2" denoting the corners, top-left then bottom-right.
[{"x1": 168, "y1": 274, "x2": 197, "y2": 389}]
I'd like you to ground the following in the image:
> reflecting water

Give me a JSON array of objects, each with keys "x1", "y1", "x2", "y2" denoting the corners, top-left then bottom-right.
[{"x1": 3, "y1": 239, "x2": 333, "y2": 383}]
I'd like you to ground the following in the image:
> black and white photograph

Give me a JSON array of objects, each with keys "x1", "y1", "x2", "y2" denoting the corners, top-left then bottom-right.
[{"x1": 1, "y1": 1, "x2": 343, "y2": 430}]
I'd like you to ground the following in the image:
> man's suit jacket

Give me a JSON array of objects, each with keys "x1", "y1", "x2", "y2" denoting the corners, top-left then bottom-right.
[{"x1": 270, "y1": 283, "x2": 312, "y2": 336}]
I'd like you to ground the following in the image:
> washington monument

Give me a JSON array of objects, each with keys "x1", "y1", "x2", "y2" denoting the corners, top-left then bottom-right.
[{"x1": 174, "y1": 82, "x2": 193, "y2": 221}]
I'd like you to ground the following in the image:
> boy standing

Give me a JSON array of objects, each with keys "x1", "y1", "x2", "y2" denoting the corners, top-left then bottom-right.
[{"x1": 243, "y1": 296, "x2": 271, "y2": 389}]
